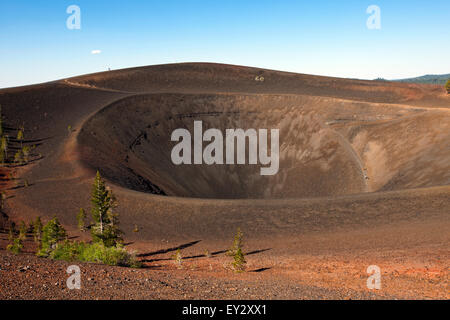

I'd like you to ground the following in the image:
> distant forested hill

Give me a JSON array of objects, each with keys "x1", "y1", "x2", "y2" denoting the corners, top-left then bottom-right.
[{"x1": 393, "y1": 74, "x2": 450, "y2": 85}]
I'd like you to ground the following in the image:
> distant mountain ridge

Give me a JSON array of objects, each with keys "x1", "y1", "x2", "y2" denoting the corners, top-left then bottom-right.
[{"x1": 393, "y1": 74, "x2": 450, "y2": 85}]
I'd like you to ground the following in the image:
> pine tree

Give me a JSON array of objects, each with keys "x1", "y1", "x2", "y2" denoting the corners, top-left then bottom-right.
[
  {"x1": 1, "y1": 135, "x2": 8, "y2": 164},
  {"x1": 28, "y1": 220, "x2": 34, "y2": 234},
  {"x1": 232, "y1": 247, "x2": 247, "y2": 273},
  {"x1": 104, "y1": 193, "x2": 123, "y2": 247},
  {"x1": 445, "y1": 79, "x2": 450, "y2": 94},
  {"x1": 0, "y1": 192, "x2": 6, "y2": 210},
  {"x1": 90, "y1": 171, "x2": 122, "y2": 247},
  {"x1": 76, "y1": 208, "x2": 87, "y2": 231},
  {"x1": 18, "y1": 221, "x2": 27, "y2": 240},
  {"x1": 14, "y1": 150, "x2": 22, "y2": 165},
  {"x1": 228, "y1": 228, "x2": 246, "y2": 272},
  {"x1": 91, "y1": 171, "x2": 108, "y2": 239},
  {"x1": 227, "y1": 228, "x2": 244, "y2": 256},
  {"x1": 38, "y1": 217, "x2": 67, "y2": 256},
  {"x1": 7, "y1": 237, "x2": 23, "y2": 254},
  {"x1": 172, "y1": 248, "x2": 183, "y2": 268},
  {"x1": 33, "y1": 216, "x2": 43, "y2": 243},
  {"x1": 22, "y1": 146, "x2": 31, "y2": 163},
  {"x1": 17, "y1": 126, "x2": 24, "y2": 148}
]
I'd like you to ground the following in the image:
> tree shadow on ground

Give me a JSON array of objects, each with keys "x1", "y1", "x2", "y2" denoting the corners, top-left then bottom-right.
[
  {"x1": 139, "y1": 264, "x2": 165, "y2": 270},
  {"x1": 246, "y1": 248, "x2": 272, "y2": 256},
  {"x1": 249, "y1": 267, "x2": 271, "y2": 273},
  {"x1": 137, "y1": 240, "x2": 202, "y2": 258},
  {"x1": 7, "y1": 183, "x2": 35, "y2": 191}
]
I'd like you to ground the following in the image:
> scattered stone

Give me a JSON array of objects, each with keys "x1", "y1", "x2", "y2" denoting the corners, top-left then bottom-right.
[{"x1": 18, "y1": 265, "x2": 31, "y2": 272}]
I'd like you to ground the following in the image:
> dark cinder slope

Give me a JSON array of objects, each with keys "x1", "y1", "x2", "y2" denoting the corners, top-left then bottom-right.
[{"x1": 67, "y1": 63, "x2": 450, "y2": 107}]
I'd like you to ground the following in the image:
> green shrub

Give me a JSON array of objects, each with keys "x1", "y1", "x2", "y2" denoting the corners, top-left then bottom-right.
[
  {"x1": 445, "y1": 79, "x2": 450, "y2": 94},
  {"x1": 84, "y1": 243, "x2": 140, "y2": 268},
  {"x1": 49, "y1": 241, "x2": 141, "y2": 268},
  {"x1": 50, "y1": 240, "x2": 85, "y2": 261}
]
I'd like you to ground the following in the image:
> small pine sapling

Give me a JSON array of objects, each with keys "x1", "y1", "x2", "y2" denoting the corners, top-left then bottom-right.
[
  {"x1": 76, "y1": 208, "x2": 87, "y2": 232},
  {"x1": 232, "y1": 247, "x2": 247, "y2": 273},
  {"x1": 172, "y1": 249, "x2": 183, "y2": 268},
  {"x1": 227, "y1": 228, "x2": 244, "y2": 257},
  {"x1": 38, "y1": 217, "x2": 67, "y2": 256},
  {"x1": 0, "y1": 138, "x2": 5, "y2": 165},
  {"x1": 18, "y1": 221, "x2": 27, "y2": 240},
  {"x1": 228, "y1": 228, "x2": 247, "y2": 272},
  {"x1": 0, "y1": 135, "x2": 7, "y2": 164},
  {"x1": 14, "y1": 150, "x2": 22, "y2": 165},
  {"x1": 7, "y1": 237, "x2": 23, "y2": 254},
  {"x1": 0, "y1": 192, "x2": 6, "y2": 209},
  {"x1": 1, "y1": 135, "x2": 7, "y2": 153},
  {"x1": 22, "y1": 146, "x2": 31, "y2": 163},
  {"x1": 17, "y1": 126, "x2": 24, "y2": 148},
  {"x1": 33, "y1": 216, "x2": 43, "y2": 243}
]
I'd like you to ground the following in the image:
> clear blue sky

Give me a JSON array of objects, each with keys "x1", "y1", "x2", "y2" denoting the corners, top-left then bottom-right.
[{"x1": 0, "y1": 0, "x2": 449, "y2": 88}]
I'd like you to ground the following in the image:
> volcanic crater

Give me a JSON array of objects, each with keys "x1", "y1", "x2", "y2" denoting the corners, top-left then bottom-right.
[{"x1": 78, "y1": 91, "x2": 449, "y2": 200}]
